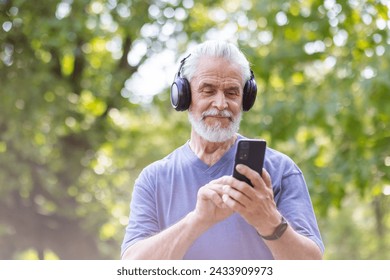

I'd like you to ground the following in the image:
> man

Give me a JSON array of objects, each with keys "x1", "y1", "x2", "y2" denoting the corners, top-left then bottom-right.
[{"x1": 121, "y1": 40, "x2": 324, "y2": 259}]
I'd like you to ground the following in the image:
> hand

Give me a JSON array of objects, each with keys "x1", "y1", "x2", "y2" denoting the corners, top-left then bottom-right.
[
  {"x1": 192, "y1": 178, "x2": 234, "y2": 228},
  {"x1": 220, "y1": 165, "x2": 281, "y2": 235}
]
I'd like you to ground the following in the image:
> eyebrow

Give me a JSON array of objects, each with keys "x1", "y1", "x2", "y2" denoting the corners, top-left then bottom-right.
[
  {"x1": 198, "y1": 83, "x2": 216, "y2": 90},
  {"x1": 225, "y1": 85, "x2": 240, "y2": 91},
  {"x1": 198, "y1": 83, "x2": 240, "y2": 91}
]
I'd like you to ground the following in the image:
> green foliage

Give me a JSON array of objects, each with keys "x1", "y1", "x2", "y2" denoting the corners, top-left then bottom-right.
[{"x1": 1, "y1": 0, "x2": 389, "y2": 259}]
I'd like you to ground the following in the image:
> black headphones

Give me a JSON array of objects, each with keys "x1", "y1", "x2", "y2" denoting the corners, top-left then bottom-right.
[{"x1": 170, "y1": 54, "x2": 257, "y2": 111}]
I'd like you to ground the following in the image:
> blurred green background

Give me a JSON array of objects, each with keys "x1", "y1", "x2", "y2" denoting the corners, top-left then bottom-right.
[{"x1": 1, "y1": 0, "x2": 389, "y2": 260}]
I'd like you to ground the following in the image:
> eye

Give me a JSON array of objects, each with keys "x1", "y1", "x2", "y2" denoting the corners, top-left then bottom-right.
[
  {"x1": 224, "y1": 86, "x2": 240, "y2": 97},
  {"x1": 202, "y1": 87, "x2": 215, "y2": 95},
  {"x1": 225, "y1": 90, "x2": 239, "y2": 96}
]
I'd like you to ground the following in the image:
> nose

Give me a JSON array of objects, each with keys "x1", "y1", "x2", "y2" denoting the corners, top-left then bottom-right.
[{"x1": 213, "y1": 91, "x2": 228, "y2": 110}]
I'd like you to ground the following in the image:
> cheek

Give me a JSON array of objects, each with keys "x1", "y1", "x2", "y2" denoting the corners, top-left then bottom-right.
[
  {"x1": 189, "y1": 98, "x2": 208, "y2": 112},
  {"x1": 229, "y1": 99, "x2": 243, "y2": 113},
  {"x1": 188, "y1": 105, "x2": 203, "y2": 121}
]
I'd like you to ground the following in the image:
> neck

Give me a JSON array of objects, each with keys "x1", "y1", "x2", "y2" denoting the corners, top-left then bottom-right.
[{"x1": 189, "y1": 130, "x2": 237, "y2": 166}]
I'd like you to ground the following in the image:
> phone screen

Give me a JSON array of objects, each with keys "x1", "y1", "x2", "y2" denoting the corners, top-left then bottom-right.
[{"x1": 232, "y1": 139, "x2": 266, "y2": 187}]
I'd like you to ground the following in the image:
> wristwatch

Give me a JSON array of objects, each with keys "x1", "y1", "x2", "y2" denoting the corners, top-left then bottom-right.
[{"x1": 259, "y1": 216, "x2": 288, "y2": 241}]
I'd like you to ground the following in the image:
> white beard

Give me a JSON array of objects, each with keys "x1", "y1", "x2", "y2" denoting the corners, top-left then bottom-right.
[{"x1": 188, "y1": 108, "x2": 242, "y2": 143}]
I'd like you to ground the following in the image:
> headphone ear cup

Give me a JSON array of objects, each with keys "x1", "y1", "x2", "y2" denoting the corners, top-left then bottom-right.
[
  {"x1": 242, "y1": 76, "x2": 257, "y2": 111},
  {"x1": 171, "y1": 77, "x2": 191, "y2": 111}
]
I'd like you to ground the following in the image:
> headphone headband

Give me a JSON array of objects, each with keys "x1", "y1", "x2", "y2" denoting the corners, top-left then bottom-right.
[{"x1": 177, "y1": 54, "x2": 191, "y2": 77}]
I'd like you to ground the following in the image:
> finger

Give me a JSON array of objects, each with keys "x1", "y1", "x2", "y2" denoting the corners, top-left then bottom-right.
[
  {"x1": 235, "y1": 164, "x2": 261, "y2": 180},
  {"x1": 199, "y1": 184, "x2": 231, "y2": 208},
  {"x1": 235, "y1": 164, "x2": 265, "y2": 190},
  {"x1": 261, "y1": 168, "x2": 272, "y2": 190},
  {"x1": 223, "y1": 185, "x2": 251, "y2": 206},
  {"x1": 222, "y1": 193, "x2": 245, "y2": 212}
]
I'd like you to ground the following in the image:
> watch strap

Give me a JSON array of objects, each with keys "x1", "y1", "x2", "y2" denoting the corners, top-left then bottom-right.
[{"x1": 259, "y1": 216, "x2": 288, "y2": 241}]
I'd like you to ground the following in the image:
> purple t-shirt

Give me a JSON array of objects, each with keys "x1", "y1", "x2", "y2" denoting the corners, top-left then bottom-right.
[{"x1": 121, "y1": 135, "x2": 324, "y2": 259}]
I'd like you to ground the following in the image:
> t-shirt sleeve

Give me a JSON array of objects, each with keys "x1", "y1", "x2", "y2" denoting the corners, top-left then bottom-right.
[
  {"x1": 275, "y1": 163, "x2": 325, "y2": 254},
  {"x1": 121, "y1": 168, "x2": 159, "y2": 256}
]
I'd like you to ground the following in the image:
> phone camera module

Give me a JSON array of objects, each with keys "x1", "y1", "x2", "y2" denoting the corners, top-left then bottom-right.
[
  {"x1": 238, "y1": 142, "x2": 250, "y2": 160},
  {"x1": 239, "y1": 151, "x2": 248, "y2": 160},
  {"x1": 241, "y1": 142, "x2": 250, "y2": 149}
]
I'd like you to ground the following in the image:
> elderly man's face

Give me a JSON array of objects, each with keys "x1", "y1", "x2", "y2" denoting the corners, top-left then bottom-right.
[{"x1": 188, "y1": 56, "x2": 244, "y2": 143}]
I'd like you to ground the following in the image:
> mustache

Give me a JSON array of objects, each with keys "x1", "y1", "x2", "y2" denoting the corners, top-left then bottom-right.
[{"x1": 201, "y1": 109, "x2": 233, "y2": 120}]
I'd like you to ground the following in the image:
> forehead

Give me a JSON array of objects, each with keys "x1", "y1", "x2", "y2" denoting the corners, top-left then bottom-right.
[{"x1": 192, "y1": 56, "x2": 244, "y2": 85}]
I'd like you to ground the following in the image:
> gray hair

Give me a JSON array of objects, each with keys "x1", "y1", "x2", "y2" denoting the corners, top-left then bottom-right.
[{"x1": 181, "y1": 40, "x2": 252, "y2": 85}]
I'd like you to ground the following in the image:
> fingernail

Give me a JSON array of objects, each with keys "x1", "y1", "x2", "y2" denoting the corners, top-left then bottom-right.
[{"x1": 222, "y1": 194, "x2": 228, "y2": 202}]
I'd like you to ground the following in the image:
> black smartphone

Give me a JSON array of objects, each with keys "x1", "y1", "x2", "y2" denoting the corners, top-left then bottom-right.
[{"x1": 232, "y1": 139, "x2": 266, "y2": 187}]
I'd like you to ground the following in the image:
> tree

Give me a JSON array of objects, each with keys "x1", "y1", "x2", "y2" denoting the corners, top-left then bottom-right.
[{"x1": 0, "y1": 0, "x2": 168, "y2": 259}]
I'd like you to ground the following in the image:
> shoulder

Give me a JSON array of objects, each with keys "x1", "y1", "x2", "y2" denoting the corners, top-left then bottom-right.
[
  {"x1": 265, "y1": 147, "x2": 296, "y2": 166},
  {"x1": 264, "y1": 146, "x2": 302, "y2": 178},
  {"x1": 137, "y1": 144, "x2": 187, "y2": 182}
]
